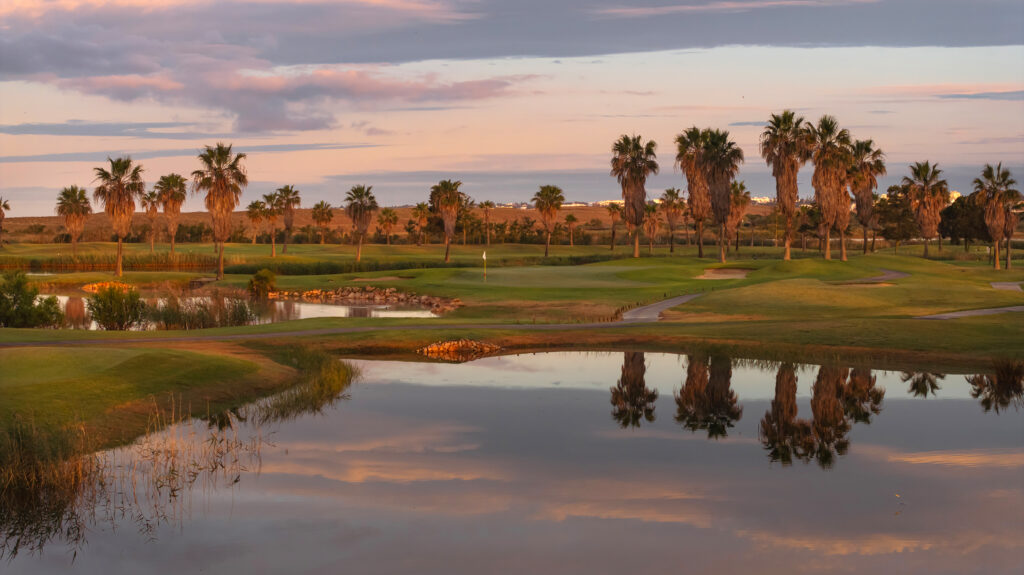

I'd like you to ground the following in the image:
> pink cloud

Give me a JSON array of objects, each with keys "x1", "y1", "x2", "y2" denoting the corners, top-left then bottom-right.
[{"x1": 595, "y1": 0, "x2": 880, "y2": 18}]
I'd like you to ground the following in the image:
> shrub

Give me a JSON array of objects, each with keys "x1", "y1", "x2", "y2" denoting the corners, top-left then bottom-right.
[
  {"x1": 87, "y1": 287, "x2": 146, "y2": 330},
  {"x1": 147, "y1": 290, "x2": 257, "y2": 330},
  {"x1": 248, "y1": 269, "x2": 277, "y2": 299},
  {"x1": 0, "y1": 271, "x2": 63, "y2": 328}
]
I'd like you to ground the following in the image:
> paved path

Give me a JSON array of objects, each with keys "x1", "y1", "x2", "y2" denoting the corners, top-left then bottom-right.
[
  {"x1": 621, "y1": 294, "x2": 703, "y2": 323},
  {"x1": 917, "y1": 306, "x2": 1024, "y2": 320},
  {"x1": 836, "y1": 269, "x2": 910, "y2": 284},
  {"x1": 0, "y1": 293, "x2": 706, "y2": 348},
  {"x1": 991, "y1": 282, "x2": 1023, "y2": 292}
]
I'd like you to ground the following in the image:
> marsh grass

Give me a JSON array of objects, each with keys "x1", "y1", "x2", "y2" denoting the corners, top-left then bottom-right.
[
  {"x1": 0, "y1": 252, "x2": 230, "y2": 273},
  {"x1": 0, "y1": 347, "x2": 357, "y2": 559}
]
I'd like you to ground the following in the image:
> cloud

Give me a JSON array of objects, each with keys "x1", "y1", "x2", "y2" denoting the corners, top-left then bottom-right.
[
  {"x1": 728, "y1": 121, "x2": 765, "y2": 127},
  {"x1": 937, "y1": 90, "x2": 1024, "y2": 101},
  {"x1": 594, "y1": 0, "x2": 880, "y2": 18},
  {"x1": 0, "y1": 121, "x2": 230, "y2": 139},
  {"x1": 0, "y1": 142, "x2": 379, "y2": 163}
]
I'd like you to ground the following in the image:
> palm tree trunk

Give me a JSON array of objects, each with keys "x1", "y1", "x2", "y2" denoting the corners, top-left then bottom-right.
[
  {"x1": 544, "y1": 232, "x2": 550, "y2": 257},
  {"x1": 648, "y1": 235, "x2": 653, "y2": 255},
  {"x1": 993, "y1": 241, "x2": 1000, "y2": 270},
  {"x1": 171, "y1": 233, "x2": 176, "y2": 254},
  {"x1": 462, "y1": 228, "x2": 466, "y2": 245},
  {"x1": 386, "y1": 232, "x2": 391, "y2": 246},
  {"x1": 840, "y1": 229, "x2": 847, "y2": 261},
  {"x1": 697, "y1": 221, "x2": 704, "y2": 258},
  {"x1": 282, "y1": 228, "x2": 288, "y2": 254},
  {"x1": 569, "y1": 227, "x2": 574, "y2": 247},
  {"x1": 823, "y1": 230, "x2": 831, "y2": 260},
  {"x1": 320, "y1": 230, "x2": 325, "y2": 245},
  {"x1": 116, "y1": 237, "x2": 123, "y2": 277},
  {"x1": 783, "y1": 215, "x2": 792, "y2": 260},
  {"x1": 218, "y1": 242, "x2": 225, "y2": 280},
  {"x1": 668, "y1": 227, "x2": 674, "y2": 253},
  {"x1": 633, "y1": 231, "x2": 640, "y2": 258},
  {"x1": 938, "y1": 235, "x2": 942, "y2": 252},
  {"x1": 863, "y1": 227, "x2": 868, "y2": 255},
  {"x1": 271, "y1": 229, "x2": 276, "y2": 258},
  {"x1": 444, "y1": 235, "x2": 451, "y2": 262},
  {"x1": 923, "y1": 239, "x2": 929, "y2": 258},
  {"x1": 610, "y1": 225, "x2": 616, "y2": 251},
  {"x1": 486, "y1": 222, "x2": 490, "y2": 246},
  {"x1": 871, "y1": 231, "x2": 876, "y2": 253},
  {"x1": 357, "y1": 234, "x2": 363, "y2": 262},
  {"x1": 1006, "y1": 237, "x2": 1012, "y2": 270},
  {"x1": 735, "y1": 230, "x2": 740, "y2": 253},
  {"x1": 719, "y1": 224, "x2": 727, "y2": 264}
]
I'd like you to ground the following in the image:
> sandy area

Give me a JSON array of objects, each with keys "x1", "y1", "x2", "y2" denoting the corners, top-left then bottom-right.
[
  {"x1": 697, "y1": 268, "x2": 750, "y2": 280},
  {"x1": 352, "y1": 276, "x2": 404, "y2": 282}
]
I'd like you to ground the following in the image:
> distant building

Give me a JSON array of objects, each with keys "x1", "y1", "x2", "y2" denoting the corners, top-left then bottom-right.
[
  {"x1": 751, "y1": 196, "x2": 774, "y2": 205},
  {"x1": 593, "y1": 199, "x2": 625, "y2": 207}
]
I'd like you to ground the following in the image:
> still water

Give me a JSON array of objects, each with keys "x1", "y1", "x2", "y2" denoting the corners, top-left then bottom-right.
[
  {"x1": 45, "y1": 294, "x2": 437, "y2": 329},
  {"x1": 4, "y1": 352, "x2": 1022, "y2": 574}
]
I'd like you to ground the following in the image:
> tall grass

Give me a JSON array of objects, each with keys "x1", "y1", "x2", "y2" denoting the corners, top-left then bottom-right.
[{"x1": 0, "y1": 252, "x2": 230, "y2": 272}]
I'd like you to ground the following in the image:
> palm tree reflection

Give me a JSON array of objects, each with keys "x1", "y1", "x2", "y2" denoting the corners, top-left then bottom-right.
[
  {"x1": 843, "y1": 367, "x2": 885, "y2": 424},
  {"x1": 810, "y1": 366, "x2": 852, "y2": 469},
  {"x1": 675, "y1": 355, "x2": 742, "y2": 438},
  {"x1": 967, "y1": 360, "x2": 1024, "y2": 414},
  {"x1": 758, "y1": 363, "x2": 813, "y2": 465},
  {"x1": 902, "y1": 371, "x2": 945, "y2": 398},
  {"x1": 63, "y1": 296, "x2": 90, "y2": 329},
  {"x1": 610, "y1": 352, "x2": 658, "y2": 428}
]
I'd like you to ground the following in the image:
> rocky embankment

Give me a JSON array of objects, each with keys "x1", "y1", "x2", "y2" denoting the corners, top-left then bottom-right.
[
  {"x1": 418, "y1": 339, "x2": 503, "y2": 362},
  {"x1": 268, "y1": 286, "x2": 461, "y2": 315}
]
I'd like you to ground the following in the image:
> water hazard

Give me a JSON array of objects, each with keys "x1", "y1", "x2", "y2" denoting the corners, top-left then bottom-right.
[{"x1": 3, "y1": 352, "x2": 1021, "y2": 574}]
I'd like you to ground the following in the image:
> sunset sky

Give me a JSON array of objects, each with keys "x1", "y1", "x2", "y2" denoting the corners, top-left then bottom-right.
[{"x1": 1, "y1": 0, "x2": 1022, "y2": 216}]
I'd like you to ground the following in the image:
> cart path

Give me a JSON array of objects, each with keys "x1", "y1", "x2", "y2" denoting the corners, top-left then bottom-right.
[
  {"x1": 0, "y1": 293, "x2": 706, "y2": 348},
  {"x1": 917, "y1": 306, "x2": 1024, "y2": 320}
]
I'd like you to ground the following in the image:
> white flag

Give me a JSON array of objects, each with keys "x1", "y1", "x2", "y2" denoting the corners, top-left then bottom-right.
[{"x1": 482, "y1": 251, "x2": 487, "y2": 260}]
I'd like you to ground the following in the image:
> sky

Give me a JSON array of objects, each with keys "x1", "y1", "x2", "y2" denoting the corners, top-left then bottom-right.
[{"x1": 1, "y1": 0, "x2": 1023, "y2": 216}]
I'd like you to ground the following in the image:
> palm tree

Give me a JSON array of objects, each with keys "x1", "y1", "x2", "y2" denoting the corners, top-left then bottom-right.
[
  {"x1": 311, "y1": 200, "x2": 333, "y2": 244},
  {"x1": 262, "y1": 192, "x2": 282, "y2": 257},
  {"x1": 93, "y1": 156, "x2": 145, "y2": 277},
  {"x1": 847, "y1": 140, "x2": 886, "y2": 255},
  {"x1": 1002, "y1": 191, "x2": 1022, "y2": 271},
  {"x1": 610, "y1": 134, "x2": 659, "y2": 258},
  {"x1": 479, "y1": 200, "x2": 495, "y2": 246},
  {"x1": 809, "y1": 366, "x2": 852, "y2": 468},
  {"x1": 902, "y1": 161, "x2": 949, "y2": 258},
  {"x1": 55, "y1": 185, "x2": 92, "y2": 257},
  {"x1": 140, "y1": 190, "x2": 161, "y2": 254},
  {"x1": 806, "y1": 116, "x2": 852, "y2": 261},
  {"x1": 605, "y1": 203, "x2": 622, "y2": 251},
  {"x1": 973, "y1": 163, "x2": 1020, "y2": 270},
  {"x1": 191, "y1": 143, "x2": 247, "y2": 279},
  {"x1": 967, "y1": 360, "x2": 1024, "y2": 414},
  {"x1": 532, "y1": 185, "x2": 564, "y2": 257},
  {"x1": 431, "y1": 180, "x2": 464, "y2": 262},
  {"x1": 154, "y1": 174, "x2": 187, "y2": 254},
  {"x1": 843, "y1": 368, "x2": 885, "y2": 424},
  {"x1": 0, "y1": 196, "x2": 8, "y2": 248},
  {"x1": 642, "y1": 203, "x2": 660, "y2": 254},
  {"x1": 412, "y1": 202, "x2": 431, "y2": 246},
  {"x1": 563, "y1": 213, "x2": 578, "y2": 247},
  {"x1": 760, "y1": 111, "x2": 811, "y2": 260},
  {"x1": 246, "y1": 200, "x2": 266, "y2": 244},
  {"x1": 344, "y1": 185, "x2": 378, "y2": 262},
  {"x1": 727, "y1": 181, "x2": 752, "y2": 252},
  {"x1": 701, "y1": 129, "x2": 744, "y2": 263},
  {"x1": 676, "y1": 127, "x2": 711, "y2": 258},
  {"x1": 377, "y1": 207, "x2": 398, "y2": 246},
  {"x1": 275, "y1": 185, "x2": 300, "y2": 254},
  {"x1": 659, "y1": 188, "x2": 684, "y2": 253}
]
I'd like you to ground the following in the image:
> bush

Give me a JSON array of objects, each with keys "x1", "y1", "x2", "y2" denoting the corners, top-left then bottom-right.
[
  {"x1": 147, "y1": 290, "x2": 257, "y2": 330},
  {"x1": 87, "y1": 287, "x2": 146, "y2": 330},
  {"x1": 0, "y1": 271, "x2": 63, "y2": 328},
  {"x1": 248, "y1": 269, "x2": 277, "y2": 299}
]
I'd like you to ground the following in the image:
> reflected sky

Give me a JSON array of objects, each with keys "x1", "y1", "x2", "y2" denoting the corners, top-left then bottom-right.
[{"x1": 6, "y1": 352, "x2": 1022, "y2": 574}]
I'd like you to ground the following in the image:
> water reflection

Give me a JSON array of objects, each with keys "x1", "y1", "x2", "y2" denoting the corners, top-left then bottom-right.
[
  {"x1": 4, "y1": 352, "x2": 1022, "y2": 574},
  {"x1": 675, "y1": 354, "x2": 743, "y2": 438},
  {"x1": 609, "y1": 352, "x2": 657, "y2": 428},
  {"x1": 902, "y1": 371, "x2": 945, "y2": 398},
  {"x1": 967, "y1": 361, "x2": 1024, "y2": 413}
]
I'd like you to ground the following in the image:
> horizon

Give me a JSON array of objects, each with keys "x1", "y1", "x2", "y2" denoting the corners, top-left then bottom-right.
[{"x1": 2, "y1": 1, "x2": 1023, "y2": 217}]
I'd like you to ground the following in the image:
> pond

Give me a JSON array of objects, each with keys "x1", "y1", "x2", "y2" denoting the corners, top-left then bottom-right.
[
  {"x1": 3, "y1": 352, "x2": 1021, "y2": 574},
  {"x1": 42, "y1": 293, "x2": 438, "y2": 329}
]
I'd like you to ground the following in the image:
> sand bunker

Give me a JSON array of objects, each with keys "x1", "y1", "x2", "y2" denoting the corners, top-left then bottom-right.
[
  {"x1": 352, "y1": 276, "x2": 403, "y2": 282},
  {"x1": 697, "y1": 268, "x2": 750, "y2": 280}
]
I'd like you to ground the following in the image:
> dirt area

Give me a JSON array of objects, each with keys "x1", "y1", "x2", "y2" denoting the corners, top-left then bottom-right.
[{"x1": 697, "y1": 268, "x2": 750, "y2": 280}]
